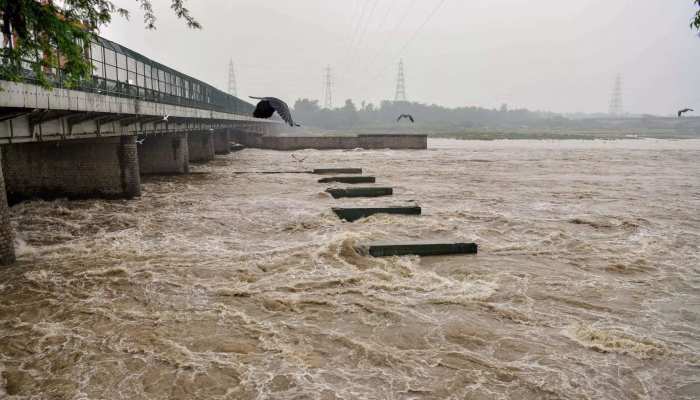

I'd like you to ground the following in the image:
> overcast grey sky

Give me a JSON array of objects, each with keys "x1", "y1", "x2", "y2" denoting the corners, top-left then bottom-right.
[{"x1": 104, "y1": 0, "x2": 700, "y2": 115}]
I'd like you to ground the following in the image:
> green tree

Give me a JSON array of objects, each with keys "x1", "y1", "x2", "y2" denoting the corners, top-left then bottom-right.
[
  {"x1": 0, "y1": 0, "x2": 199, "y2": 88},
  {"x1": 693, "y1": 1, "x2": 700, "y2": 31}
]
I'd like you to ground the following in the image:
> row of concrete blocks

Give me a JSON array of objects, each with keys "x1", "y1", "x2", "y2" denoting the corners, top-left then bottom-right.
[
  {"x1": 0, "y1": 129, "x2": 240, "y2": 266},
  {"x1": 319, "y1": 169, "x2": 479, "y2": 258}
]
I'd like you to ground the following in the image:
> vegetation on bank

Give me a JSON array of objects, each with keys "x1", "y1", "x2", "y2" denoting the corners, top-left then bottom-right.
[
  {"x1": 294, "y1": 99, "x2": 700, "y2": 140},
  {"x1": 0, "y1": 0, "x2": 199, "y2": 88}
]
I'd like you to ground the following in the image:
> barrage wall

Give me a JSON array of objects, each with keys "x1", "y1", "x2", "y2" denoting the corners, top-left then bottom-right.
[{"x1": 232, "y1": 133, "x2": 427, "y2": 151}]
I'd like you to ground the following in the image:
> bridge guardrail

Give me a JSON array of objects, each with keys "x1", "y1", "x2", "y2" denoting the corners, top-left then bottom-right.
[{"x1": 0, "y1": 35, "x2": 253, "y2": 117}]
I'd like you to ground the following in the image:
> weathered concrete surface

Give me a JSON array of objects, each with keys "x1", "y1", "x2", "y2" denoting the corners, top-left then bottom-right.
[
  {"x1": 0, "y1": 151, "x2": 15, "y2": 265},
  {"x1": 259, "y1": 134, "x2": 427, "y2": 150},
  {"x1": 364, "y1": 242, "x2": 478, "y2": 257},
  {"x1": 318, "y1": 176, "x2": 376, "y2": 184},
  {"x1": 188, "y1": 131, "x2": 215, "y2": 162},
  {"x1": 326, "y1": 187, "x2": 393, "y2": 199},
  {"x1": 138, "y1": 133, "x2": 189, "y2": 175},
  {"x1": 313, "y1": 168, "x2": 363, "y2": 175},
  {"x1": 332, "y1": 206, "x2": 421, "y2": 222},
  {"x1": 213, "y1": 130, "x2": 230, "y2": 155},
  {"x1": 2, "y1": 136, "x2": 140, "y2": 203}
]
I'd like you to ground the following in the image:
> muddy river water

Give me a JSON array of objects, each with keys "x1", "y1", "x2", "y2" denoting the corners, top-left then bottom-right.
[{"x1": 0, "y1": 138, "x2": 699, "y2": 399}]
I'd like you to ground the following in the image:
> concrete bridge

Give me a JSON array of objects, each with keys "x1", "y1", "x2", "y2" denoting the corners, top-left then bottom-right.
[{"x1": 0, "y1": 36, "x2": 283, "y2": 265}]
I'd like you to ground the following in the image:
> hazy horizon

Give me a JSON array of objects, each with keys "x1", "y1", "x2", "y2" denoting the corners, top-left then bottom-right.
[{"x1": 103, "y1": 1, "x2": 700, "y2": 116}]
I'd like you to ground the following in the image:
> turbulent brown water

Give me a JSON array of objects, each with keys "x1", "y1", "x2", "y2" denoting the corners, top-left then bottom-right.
[{"x1": 1, "y1": 138, "x2": 699, "y2": 399}]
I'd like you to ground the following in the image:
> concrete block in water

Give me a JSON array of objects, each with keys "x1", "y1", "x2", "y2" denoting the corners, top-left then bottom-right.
[
  {"x1": 313, "y1": 168, "x2": 362, "y2": 175},
  {"x1": 332, "y1": 206, "x2": 421, "y2": 222},
  {"x1": 326, "y1": 187, "x2": 393, "y2": 198},
  {"x1": 318, "y1": 176, "x2": 376, "y2": 184},
  {"x1": 363, "y1": 241, "x2": 478, "y2": 257}
]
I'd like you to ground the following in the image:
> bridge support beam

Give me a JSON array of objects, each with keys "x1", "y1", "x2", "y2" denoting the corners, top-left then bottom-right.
[
  {"x1": 0, "y1": 152, "x2": 15, "y2": 266},
  {"x1": 1, "y1": 136, "x2": 141, "y2": 203},
  {"x1": 188, "y1": 131, "x2": 215, "y2": 163},
  {"x1": 213, "y1": 129, "x2": 230, "y2": 155},
  {"x1": 138, "y1": 133, "x2": 189, "y2": 175}
]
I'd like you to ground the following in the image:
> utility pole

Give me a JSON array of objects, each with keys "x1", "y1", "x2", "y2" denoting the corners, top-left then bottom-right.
[
  {"x1": 608, "y1": 73, "x2": 623, "y2": 116},
  {"x1": 323, "y1": 65, "x2": 332, "y2": 109},
  {"x1": 228, "y1": 59, "x2": 237, "y2": 97},
  {"x1": 394, "y1": 59, "x2": 407, "y2": 102}
]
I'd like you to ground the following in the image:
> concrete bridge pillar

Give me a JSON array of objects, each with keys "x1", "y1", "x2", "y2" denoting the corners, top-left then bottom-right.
[
  {"x1": 138, "y1": 133, "x2": 189, "y2": 174},
  {"x1": 1, "y1": 136, "x2": 141, "y2": 203},
  {"x1": 213, "y1": 129, "x2": 230, "y2": 155},
  {"x1": 0, "y1": 152, "x2": 15, "y2": 266},
  {"x1": 187, "y1": 131, "x2": 215, "y2": 162}
]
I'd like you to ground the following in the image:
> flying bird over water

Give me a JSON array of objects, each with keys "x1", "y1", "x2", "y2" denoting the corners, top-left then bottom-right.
[
  {"x1": 250, "y1": 96, "x2": 300, "y2": 127},
  {"x1": 291, "y1": 154, "x2": 308, "y2": 164},
  {"x1": 397, "y1": 114, "x2": 414, "y2": 123},
  {"x1": 677, "y1": 108, "x2": 694, "y2": 117}
]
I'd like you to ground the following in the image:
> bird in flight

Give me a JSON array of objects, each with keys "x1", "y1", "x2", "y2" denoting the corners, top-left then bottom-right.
[
  {"x1": 397, "y1": 114, "x2": 415, "y2": 123},
  {"x1": 162, "y1": 114, "x2": 169, "y2": 122},
  {"x1": 291, "y1": 154, "x2": 308, "y2": 165},
  {"x1": 250, "y1": 96, "x2": 300, "y2": 127},
  {"x1": 677, "y1": 108, "x2": 694, "y2": 117},
  {"x1": 135, "y1": 137, "x2": 145, "y2": 145}
]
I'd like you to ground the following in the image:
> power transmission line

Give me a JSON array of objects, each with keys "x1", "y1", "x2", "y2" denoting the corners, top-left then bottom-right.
[
  {"x1": 396, "y1": 0, "x2": 448, "y2": 55},
  {"x1": 352, "y1": 0, "x2": 417, "y2": 85},
  {"x1": 349, "y1": 0, "x2": 371, "y2": 48},
  {"x1": 352, "y1": 0, "x2": 381, "y2": 51},
  {"x1": 362, "y1": 0, "x2": 449, "y2": 97}
]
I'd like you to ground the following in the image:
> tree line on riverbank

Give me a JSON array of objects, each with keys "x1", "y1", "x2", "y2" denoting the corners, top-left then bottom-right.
[{"x1": 291, "y1": 99, "x2": 700, "y2": 138}]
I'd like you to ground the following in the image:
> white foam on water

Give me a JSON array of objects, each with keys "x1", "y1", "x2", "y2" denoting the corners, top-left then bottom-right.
[{"x1": 1, "y1": 140, "x2": 698, "y2": 399}]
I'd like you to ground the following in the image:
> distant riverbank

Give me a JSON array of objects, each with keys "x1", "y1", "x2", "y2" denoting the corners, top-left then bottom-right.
[{"x1": 299, "y1": 126, "x2": 700, "y2": 141}]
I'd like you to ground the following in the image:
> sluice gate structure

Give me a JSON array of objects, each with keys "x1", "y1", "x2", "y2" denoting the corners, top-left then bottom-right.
[{"x1": 0, "y1": 36, "x2": 281, "y2": 265}]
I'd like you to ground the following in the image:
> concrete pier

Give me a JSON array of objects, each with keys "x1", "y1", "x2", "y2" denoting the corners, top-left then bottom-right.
[
  {"x1": 364, "y1": 242, "x2": 478, "y2": 257},
  {"x1": 318, "y1": 176, "x2": 376, "y2": 184},
  {"x1": 138, "y1": 133, "x2": 189, "y2": 175},
  {"x1": 313, "y1": 168, "x2": 363, "y2": 175},
  {"x1": 188, "y1": 131, "x2": 215, "y2": 162},
  {"x1": 2, "y1": 136, "x2": 141, "y2": 202},
  {"x1": 326, "y1": 187, "x2": 393, "y2": 198},
  {"x1": 332, "y1": 206, "x2": 422, "y2": 222},
  {"x1": 0, "y1": 152, "x2": 15, "y2": 265},
  {"x1": 213, "y1": 129, "x2": 231, "y2": 155}
]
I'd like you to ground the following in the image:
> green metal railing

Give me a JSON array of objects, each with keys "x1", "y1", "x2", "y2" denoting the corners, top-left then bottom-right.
[{"x1": 1, "y1": 35, "x2": 253, "y2": 116}]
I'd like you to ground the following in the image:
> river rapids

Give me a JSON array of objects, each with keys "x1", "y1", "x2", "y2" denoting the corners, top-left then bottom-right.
[{"x1": 0, "y1": 139, "x2": 699, "y2": 399}]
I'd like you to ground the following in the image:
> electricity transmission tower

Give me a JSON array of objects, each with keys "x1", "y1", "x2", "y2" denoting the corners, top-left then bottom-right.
[
  {"x1": 323, "y1": 66, "x2": 333, "y2": 109},
  {"x1": 608, "y1": 73, "x2": 623, "y2": 116},
  {"x1": 394, "y1": 59, "x2": 407, "y2": 102},
  {"x1": 228, "y1": 59, "x2": 237, "y2": 97}
]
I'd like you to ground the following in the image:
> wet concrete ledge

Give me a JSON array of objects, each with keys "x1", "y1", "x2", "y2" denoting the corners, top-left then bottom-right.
[
  {"x1": 332, "y1": 206, "x2": 421, "y2": 222},
  {"x1": 313, "y1": 168, "x2": 363, "y2": 175},
  {"x1": 326, "y1": 187, "x2": 393, "y2": 199},
  {"x1": 363, "y1": 242, "x2": 478, "y2": 257},
  {"x1": 319, "y1": 176, "x2": 376, "y2": 184}
]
